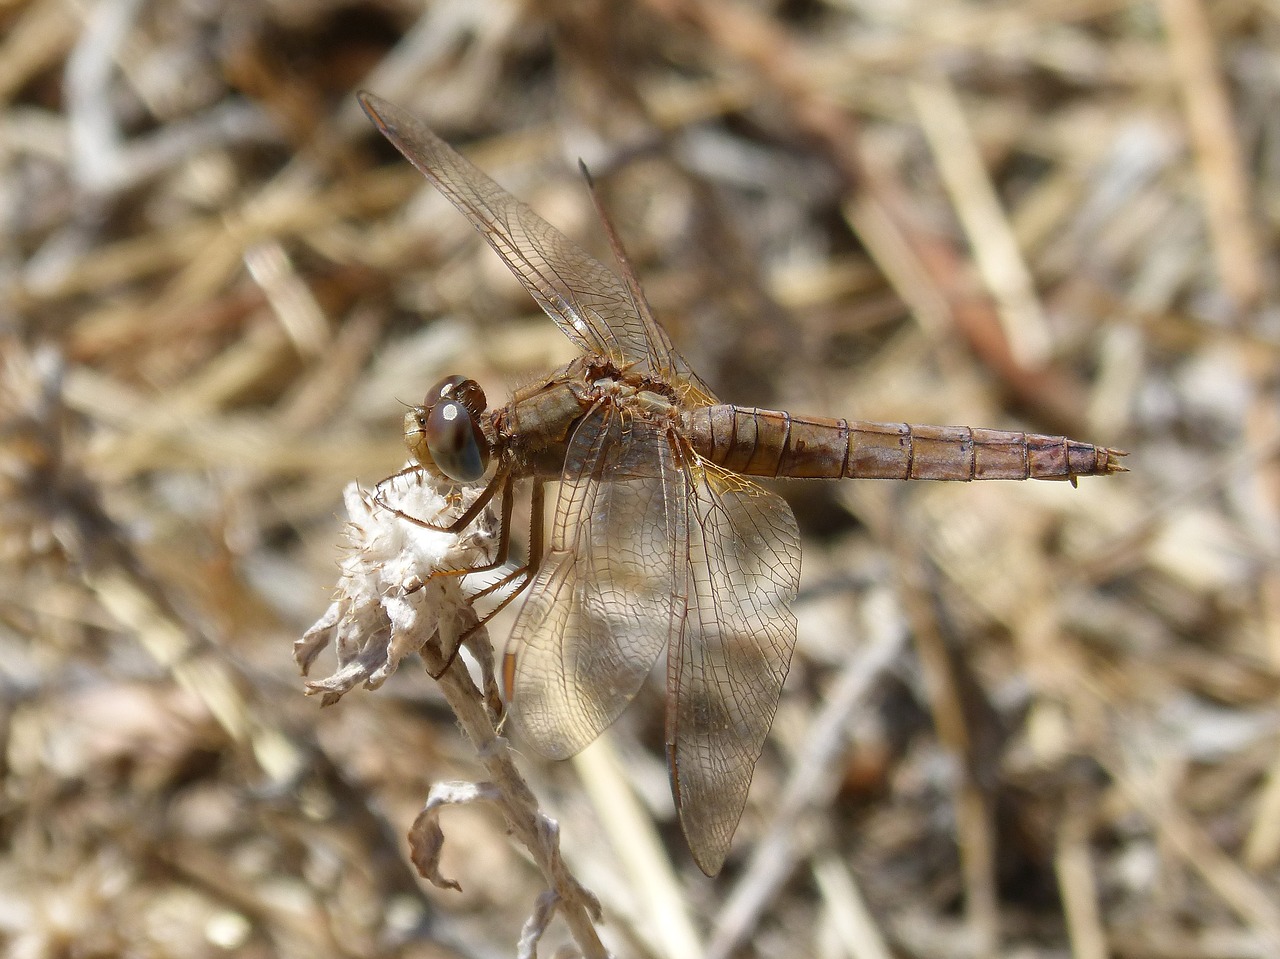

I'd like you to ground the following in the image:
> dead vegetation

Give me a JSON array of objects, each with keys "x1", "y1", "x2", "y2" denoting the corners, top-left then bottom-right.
[{"x1": 2, "y1": 0, "x2": 1278, "y2": 956}]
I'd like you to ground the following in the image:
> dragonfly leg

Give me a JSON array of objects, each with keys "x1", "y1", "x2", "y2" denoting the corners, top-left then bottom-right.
[
  {"x1": 402, "y1": 470, "x2": 515, "y2": 598},
  {"x1": 376, "y1": 464, "x2": 507, "y2": 535},
  {"x1": 480, "y1": 479, "x2": 547, "y2": 605},
  {"x1": 372, "y1": 463, "x2": 463, "y2": 516},
  {"x1": 472, "y1": 479, "x2": 546, "y2": 620},
  {"x1": 423, "y1": 481, "x2": 547, "y2": 682},
  {"x1": 496, "y1": 482, "x2": 552, "y2": 703},
  {"x1": 379, "y1": 462, "x2": 427, "y2": 482}
]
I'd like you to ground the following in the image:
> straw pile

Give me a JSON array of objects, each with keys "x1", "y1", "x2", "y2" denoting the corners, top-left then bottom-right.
[{"x1": 2, "y1": 1, "x2": 1277, "y2": 956}]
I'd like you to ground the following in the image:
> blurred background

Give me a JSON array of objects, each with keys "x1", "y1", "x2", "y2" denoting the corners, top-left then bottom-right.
[{"x1": 2, "y1": 0, "x2": 1278, "y2": 956}]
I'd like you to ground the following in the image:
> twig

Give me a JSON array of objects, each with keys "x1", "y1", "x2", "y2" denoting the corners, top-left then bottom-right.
[
  {"x1": 299, "y1": 477, "x2": 611, "y2": 958},
  {"x1": 911, "y1": 75, "x2": 1052, "y2": 368},
  {"x1": 1158, "y1": 0, "x2": 1262, "y2": 308},
  {"x1": 420, "y1": 637, "x2": 609, "y2": 959},
  {"x1": 1055, "y1": 783, "x2": 1110, "y2": 959},
  {"x1": 810, "y1": 853, "x2": 894, "y2": 959},
  {"x1": 572, "y1": 737, "x2": 704, "y2": 959}
]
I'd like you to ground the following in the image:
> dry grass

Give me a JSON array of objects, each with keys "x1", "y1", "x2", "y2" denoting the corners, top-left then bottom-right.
[{"x1": 3, "y1": 0, "x2": 1279, "y2": 956}]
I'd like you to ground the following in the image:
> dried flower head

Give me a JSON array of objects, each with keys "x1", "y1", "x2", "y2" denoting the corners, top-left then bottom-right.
[{"x1": 296, "y1": 472, "x2": 496, "y2": 704}]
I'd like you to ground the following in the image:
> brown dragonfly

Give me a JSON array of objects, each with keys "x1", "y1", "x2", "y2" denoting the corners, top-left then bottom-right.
[{"x1": 357, "y1": 92, "x2": 1125, "y2": 875}]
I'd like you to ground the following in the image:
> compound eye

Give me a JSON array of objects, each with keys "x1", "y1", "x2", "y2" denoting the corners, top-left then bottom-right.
[
  {"x1": 425, "y1": 399, "x2": 490, "y2": 482},
  {"x1": 426, "y1": 375, "x2": 487, "y2": 419}
]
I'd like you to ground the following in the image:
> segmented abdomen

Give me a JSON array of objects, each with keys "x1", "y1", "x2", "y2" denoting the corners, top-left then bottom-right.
[{"x1": 681, "y1": 405, "x2": 1125, "y2": 481}]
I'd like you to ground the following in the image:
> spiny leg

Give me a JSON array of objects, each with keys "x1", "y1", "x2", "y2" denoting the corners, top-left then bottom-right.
[
  {"x1": 429, "y1": 481, "x2": 550, "y2": 725},
  {"x1": 496, "y1": 480, "x2": 554, "y2": 704},
  {"x1": 376, "y1": 463, "x2": 508, "y2": 536},
  {"x1": 465, "y1": 480, "x2": 547, "y2": 625},
  {"x1": 425, "y1": 481, "x2": 548, "y2": 681},
  {"x1": 401, "y1": 469, "x2": 515, "y2": 597},
  {"x1": 423, "y1": 480, "x2": 546, "y2": 683},
  {"x1": 372, "y1": 463, "x2": 461, "y2": 522},
  {"x1": 402, "y1": 473, "x2": 510, "y2": 682}
]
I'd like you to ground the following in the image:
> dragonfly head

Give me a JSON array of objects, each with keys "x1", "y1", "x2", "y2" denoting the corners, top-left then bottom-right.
[{"x1": 404, "y1": 375, "x2": 491, "y2": 483}]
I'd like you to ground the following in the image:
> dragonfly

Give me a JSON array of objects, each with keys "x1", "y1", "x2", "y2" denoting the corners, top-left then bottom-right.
[{"x1": 357, "y1": 91, "x2": 1125, "y2": 875}]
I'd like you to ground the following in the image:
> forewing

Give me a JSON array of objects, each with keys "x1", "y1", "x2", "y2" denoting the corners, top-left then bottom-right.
[
  {"x1": 359, "y1": 92, "x2": 713, "y2": 399},
  {"x1": 504, "y1": 402, "x2": 688, "y2": 759},
  {"x1": 667, "y1": 458, "x2": 802, "y2": 875},
  {"x1": 579, "y1": 162, "x2": 719, "y2": 406}
]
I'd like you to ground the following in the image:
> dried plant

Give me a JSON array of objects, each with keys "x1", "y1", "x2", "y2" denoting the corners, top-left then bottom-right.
[{"x1": 298, "y1": 475, "x2": 609, "y2": 958}]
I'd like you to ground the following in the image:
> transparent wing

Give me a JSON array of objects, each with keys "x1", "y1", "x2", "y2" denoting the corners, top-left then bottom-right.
[
  {"x1": 579, "y1": 160, "x2": 719, "y2": 407},
  {"x1": 358, "y1": 92, "x2": 717, "y2": 404},
  {"x1": 667, "y1": 457, "x2": 802, "y2": 875},
  {"x1": 503, "y1": 402, "x2": 689, "y2": 758}
]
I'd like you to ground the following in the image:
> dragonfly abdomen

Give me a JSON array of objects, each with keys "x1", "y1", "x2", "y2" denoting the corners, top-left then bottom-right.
[{"x1": 683, "y1": 405, "x2": 1124, "y2": 481}]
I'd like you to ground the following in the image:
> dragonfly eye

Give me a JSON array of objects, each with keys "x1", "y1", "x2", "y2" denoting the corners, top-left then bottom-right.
[
  {"x1": 425, "y1": 398, "x2": 490, "y2": 482},
  {"x1": 428, "y1": 374, "x2": 487, "y2": 420},
  {"x1": 403, "y1": 375, "x2": 491, "y2": 480}
]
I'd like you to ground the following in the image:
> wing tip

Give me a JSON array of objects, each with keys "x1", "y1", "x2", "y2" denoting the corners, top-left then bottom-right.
[
  {"x1": 355, "y1": 89, "x2": 381, "y2": 117},
  {"x1": 668, "y1": 742, "x2": 733, "y2": 876}
]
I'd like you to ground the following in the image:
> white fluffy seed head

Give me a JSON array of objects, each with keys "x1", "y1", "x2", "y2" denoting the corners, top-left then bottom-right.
[{"x1": 296, "y1": 470, "x2": 495, "y2": 703}]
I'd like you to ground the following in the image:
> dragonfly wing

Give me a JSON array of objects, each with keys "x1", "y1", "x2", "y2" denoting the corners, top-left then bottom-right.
[
  {"x1": 579, "y1": 161, "x2": 719, "y2": 406},
  {"x1": 668, "y1": 458, "x2": 802, "y2": 875},
  {"x1": 504, "y1": 401, "x2": 688, "y2": 758},
  {"x1": 360, "y1": 92, "x2": 713, "y2": 398}
]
